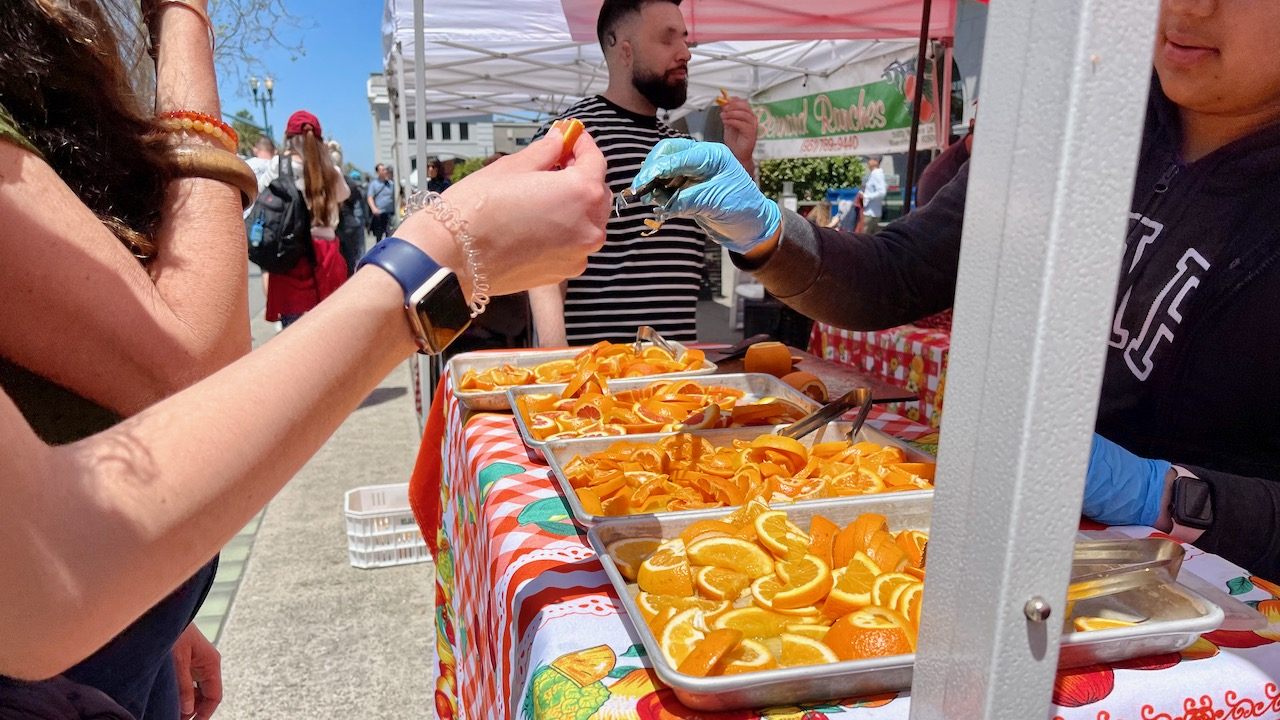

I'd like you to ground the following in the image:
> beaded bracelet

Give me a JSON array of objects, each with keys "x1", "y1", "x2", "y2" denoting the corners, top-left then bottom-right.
[
  {"x1": 404, "y1": 190, "x2": 491, "y2": 317},
  {"x1": 156, "y1": 110, "x2": 238, "y2": 154}
]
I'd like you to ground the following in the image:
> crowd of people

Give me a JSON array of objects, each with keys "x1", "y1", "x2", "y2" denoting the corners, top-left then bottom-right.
[{"x1": 1, "y1": 0, "x2": 1278, "y2": 717}]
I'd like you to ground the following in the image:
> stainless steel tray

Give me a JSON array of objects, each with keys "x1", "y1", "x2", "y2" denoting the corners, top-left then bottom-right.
[
  {"x1": 587, "y1": 496, "x2": 1225, "y2": 712},
  {"x1": 447, "y1": 343, "x2": 716, "y2": 411},
  {"x1": 546, "y1": 421, "x2": 934, "y2": 526},
  {"x1": 509, "y1": 373, "x2": 824, "y2": 460}
]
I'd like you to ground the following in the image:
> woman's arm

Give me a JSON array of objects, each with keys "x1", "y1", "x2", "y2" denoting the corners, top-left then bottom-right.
[
  {"x1": 0, "y1": 3, "x2": 248, "y2": 416},
  {"x1": 0, "y1": 126, "x2": 608, "y2": 679},
  {"x1": 529, "y1": 282, "x2": 568, "y2": 347}
]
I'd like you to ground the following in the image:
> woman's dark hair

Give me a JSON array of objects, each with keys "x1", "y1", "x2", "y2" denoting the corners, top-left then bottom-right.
[{"x1": 0, "y1": 0, "x2": 172, "y2": 260}]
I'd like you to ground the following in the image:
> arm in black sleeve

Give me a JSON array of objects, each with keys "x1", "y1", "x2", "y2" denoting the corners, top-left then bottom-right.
[
  {"x1": 1188, "y1": 465, "x2": 1280, "y2": 582},
  {"x1": 732, "y1": 160, "x2": 969, "y2": 331}
]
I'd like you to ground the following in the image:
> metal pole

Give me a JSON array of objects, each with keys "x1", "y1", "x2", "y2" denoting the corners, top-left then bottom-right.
[
  {"x1": 902, "y1": 0, "x2": 933, "y2": 213},
  {"x1": 394, "y1": 45, "x2": 413, "y2": 214},
  {"x1": 939, "y1": 41, "x2": 954, "y2": 149},
  {"x1": 413, "y1": 0, "x2": 429, "y2": 189},
  {"x1": 908, "y1": 0, "x2": 1159, "y2": 717}
]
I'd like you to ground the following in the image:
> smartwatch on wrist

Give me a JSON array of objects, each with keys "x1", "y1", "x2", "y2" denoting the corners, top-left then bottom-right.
[
  {"x1": 357, "y1": 237, "x2": 472, "y2": 355},
  {"x1": 1170, "y1": 466, "x2": 1213, "y2": 531}
]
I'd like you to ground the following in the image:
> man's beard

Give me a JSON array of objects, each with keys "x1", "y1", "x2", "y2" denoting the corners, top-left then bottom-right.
[{"x1": 632, "y1": 67, "x2": 688, "y2": 110}]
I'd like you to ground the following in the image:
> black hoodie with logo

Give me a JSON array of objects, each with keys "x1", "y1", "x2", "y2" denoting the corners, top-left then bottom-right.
[{"x1": 739, "y1": 83, "x2": 1280, "y2": 579}]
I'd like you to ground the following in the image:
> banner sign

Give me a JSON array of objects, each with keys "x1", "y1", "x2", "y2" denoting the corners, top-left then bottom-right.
[{"x1": 753, "y1": 45, "x2": 940, "y2": 159}]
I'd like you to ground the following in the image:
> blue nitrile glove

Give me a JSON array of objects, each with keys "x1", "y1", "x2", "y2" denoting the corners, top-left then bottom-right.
[
  {"x1": 1082, "y1": 433, "x2": 1172, "y2": 527},
  {"x1": 631, "y1": 139, "x2": 781, "y2": 254}
]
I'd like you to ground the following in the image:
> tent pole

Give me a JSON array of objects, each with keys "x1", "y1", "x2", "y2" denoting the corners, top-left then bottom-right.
[
  {"x1": 940, "y1": 41, "x2": 954, "y2": 149},
  {"x1": 414, "y1": 0, "x2": 428, "y2": 183},
  {"x1": 902, "y1": 0, "x2": 933, "y2": 214}
]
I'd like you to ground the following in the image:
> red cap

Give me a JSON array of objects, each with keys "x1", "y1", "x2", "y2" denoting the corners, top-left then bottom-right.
[{"x1": 286, "y1": 110, "x2": 322, "y2": 138}]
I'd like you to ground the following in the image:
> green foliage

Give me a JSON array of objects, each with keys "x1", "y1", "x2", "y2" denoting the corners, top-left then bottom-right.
[
  {"x1": 451, "y1": 157, "x2": 486, "y2": 182},
  {"x1": 230, "y1": 109, "x2": 264, "y2": 156},
  {"x1": 759, "y1": 156, "x2": 866, "y2": 201}
]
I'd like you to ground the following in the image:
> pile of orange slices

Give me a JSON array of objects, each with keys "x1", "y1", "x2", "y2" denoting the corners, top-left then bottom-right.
[
  {"x1": 607, "y1": 501, "x2": 928, "y2": 675},
  {"x1": 564, "y1": 434, "x2": 934, "y2": 516},
  {"x1": 457, "y1": 342, "x2": 708, "y2": 392},
  {"x1": 516, "y1": 378, "x2": 808, "y2": 443}
]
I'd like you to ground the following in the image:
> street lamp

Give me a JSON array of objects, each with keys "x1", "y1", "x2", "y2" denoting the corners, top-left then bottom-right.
[{"x1": 249, "y1": 75, "x2": 275, "y2": 139}]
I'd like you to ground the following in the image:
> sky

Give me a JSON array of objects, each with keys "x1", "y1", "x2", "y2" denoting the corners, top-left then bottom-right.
[{"x1": 217, "y1": 0, "x2": 384, "y2": 172}]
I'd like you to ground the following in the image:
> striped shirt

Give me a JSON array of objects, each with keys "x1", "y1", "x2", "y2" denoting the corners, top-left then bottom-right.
[{"x1": 541, "y1": 96, "x2": 706, "y2": 344}]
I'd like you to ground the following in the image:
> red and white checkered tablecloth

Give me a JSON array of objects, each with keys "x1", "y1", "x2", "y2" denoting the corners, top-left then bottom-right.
[
  {"x1": 411, "y1": 361, "x2": 1280, "y2": 720},
  {"x1": 810, "y1": 322, "x2": 951, "y2": 429}
]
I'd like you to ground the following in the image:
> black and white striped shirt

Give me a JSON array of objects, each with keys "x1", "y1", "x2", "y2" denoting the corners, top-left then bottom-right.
[{"x1": 543, "y1": 96, "x2": 706, "y2": 344}]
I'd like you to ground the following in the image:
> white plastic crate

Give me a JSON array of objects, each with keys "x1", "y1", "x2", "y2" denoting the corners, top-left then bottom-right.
[{"x1": 344, "y1": 483, "x2": 431, "y2": 569}]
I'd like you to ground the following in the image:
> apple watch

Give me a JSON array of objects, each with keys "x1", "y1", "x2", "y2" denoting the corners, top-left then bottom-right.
[
  {"x1": 357, "y1": 237, "x2": 472, "y2": 355},
  {"x1": 1170, "y1": 466, "x2": 1213, "y2": 531}
]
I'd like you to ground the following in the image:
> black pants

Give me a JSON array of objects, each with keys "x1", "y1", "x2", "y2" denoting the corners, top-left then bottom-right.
[{"x1": 369, "y1": 212, "x2": 392, "y2": 244}]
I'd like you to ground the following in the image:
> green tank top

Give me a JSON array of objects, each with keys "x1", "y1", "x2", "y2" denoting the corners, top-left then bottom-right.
[{"x1": 0, "y1": 103, "x2": 120, "y2": 442}]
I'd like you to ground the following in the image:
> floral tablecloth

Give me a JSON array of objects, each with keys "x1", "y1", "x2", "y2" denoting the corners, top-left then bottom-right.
[{"x1": 411, "y1": 370, "x2": 1280, "y2": 720}]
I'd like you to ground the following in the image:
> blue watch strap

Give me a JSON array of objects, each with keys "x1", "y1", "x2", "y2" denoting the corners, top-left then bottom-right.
[{"x1": 357, "y1": 237, "x2": 441, "y2": 301}]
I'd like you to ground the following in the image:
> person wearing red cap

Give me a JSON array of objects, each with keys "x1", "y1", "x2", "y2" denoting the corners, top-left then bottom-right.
[{"x1": 262, "y1": 110, "x2": 351, "y2": 329}]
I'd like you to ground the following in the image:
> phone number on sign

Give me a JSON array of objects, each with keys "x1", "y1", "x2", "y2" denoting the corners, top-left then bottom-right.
[{"x1": 800, "y1": 135, "x2": 861, "y2": 153}]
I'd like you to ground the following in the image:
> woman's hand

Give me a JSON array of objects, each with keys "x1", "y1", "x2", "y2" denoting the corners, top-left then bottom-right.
[
  {"x1": 172, "y1": 624, "x2": 222, "y2": 720},
  {"x1": 395, "y1": 126, "x2": 609, "y2": 296}
]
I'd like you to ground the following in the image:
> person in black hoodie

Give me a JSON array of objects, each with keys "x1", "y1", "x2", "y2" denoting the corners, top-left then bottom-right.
[{"x1": 629, "y1": 0, "x2": 1280, "y2": 580}]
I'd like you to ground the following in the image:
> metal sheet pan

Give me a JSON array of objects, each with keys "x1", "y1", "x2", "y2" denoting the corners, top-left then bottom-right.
[
  {"x1": 508, "y1": 373, "x2": 824, "y2": 460},
  {"x1": 545, "y1": 421, "x2": 934, "y2": 526},
  {"x1": 587, "y1": 497, "x2": 1225, "y2": 712},
  {"x1": 447, "y1": 342, "x2": 716, "y2": 411}
]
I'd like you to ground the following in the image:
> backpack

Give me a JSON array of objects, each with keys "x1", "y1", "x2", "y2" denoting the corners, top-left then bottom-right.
[{"x1": 245, "y1": 155, "x2": 312, "y2": 273}]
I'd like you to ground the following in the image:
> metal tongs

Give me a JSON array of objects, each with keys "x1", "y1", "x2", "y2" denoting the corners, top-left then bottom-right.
[
  {"x1": 615, "y1": 175, "x2": 694, "y2": 218},
  {"x1": 1067, "y1": 538, "x2": 1185, "y2": 602},
  {"x1": 778, "y1": 387, "x2": 874, "y2": 441},
  {"x1": 633, "y1": 325, "x2": 677, "y2": 357}
]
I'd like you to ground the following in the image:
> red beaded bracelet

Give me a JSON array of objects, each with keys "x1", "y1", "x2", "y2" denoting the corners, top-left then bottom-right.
[{"x1": 156, "y1": 110, "x2": 239, "y2": 153}]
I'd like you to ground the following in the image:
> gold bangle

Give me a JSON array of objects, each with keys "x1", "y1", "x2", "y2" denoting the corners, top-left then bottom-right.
[
  {"x1": 154, "y1": 0, "x2": 216, "y2": 52},
  {"x1": 168, "y1": 145, "x2": 258, "y2": 210}
]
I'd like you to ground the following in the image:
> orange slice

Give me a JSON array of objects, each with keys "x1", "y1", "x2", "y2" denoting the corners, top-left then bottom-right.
[
  {"x1": 636, "y1": 593, "x2": 728, "y2": 624},
  {"x1": 778, "y1": 632, "x2": 840, "y2": 668},
  {"x1": 1072, "y1": 616, "x2": 1140, "y2": 632},
  {"x1": 870, "y1": 572, "x2": 919, "y2": 609},
  {"x1": 748, "y1": 575, "x2": 822, "y2": 617},
  {"x1": 712, "y1": 606, "x2": 795, "y2": 639},
  {"x1": 807, "y1": 514, "x2": 839, "y2": 568},
  {"x1": 723, "y1": 498, "x2": 770, "y2": 534},
  {"x1": 894, "y1": 582, "x2": 925, "y2": 631},
  {"x1": 686, "y1": 536, "x2": 774, "y2": 579},
  {"x1": 754, "y1": 510, "x2": 811, "y2": 558},
  {"x1": 638, "y1": 543, "x2": 695, "y2": 597},
  {"x1": 695, "y1": 566, "x2": 751, "y2": 601},
  {"x1": 865, "y1": 531, "x2": 909, "y2": 573},
  {"x1": 534, "y1": 358, "x2": 578, "y2": 383},
  {"x1": 606, "y1": 536, "x2": 662, "y2": 582},
  {"x1": 772, "y1": 555, "x2": 833, "y2": 609},
  {"x1": 849, "y1": 513, "x2": 890, "y2": 551},
  {"x1": 822, "y1": 552, "x2": 881, "y2": 618},
  {"x1": 679, "y1": 519, "x2": 740, "y2": 548},
  {"x1": 659, "y1": 608, "x2": 707, "y2": 668},
  {"x1": 676, "y1": 628, "x2": 743, "y2": 676},
  {"x1": 895, "y1": 530, "x2": 929, "y2": 568},
  {"x1": 719, "y1": 638, "x2": 778, "y2": 675},
  {"x1": 784, "y1": 623, "x2": 833, "y2": 640},
  {"x1": 822, "y1": 606, "x2": 915, "y2": 660}
]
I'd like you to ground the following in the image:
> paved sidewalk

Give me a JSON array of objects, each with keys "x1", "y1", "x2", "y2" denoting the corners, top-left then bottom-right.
[{"x1": 213, "y1": 312, "x2": 436, "y2": 719}]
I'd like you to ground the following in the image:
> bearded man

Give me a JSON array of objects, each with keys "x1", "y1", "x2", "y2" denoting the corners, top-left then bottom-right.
[{"x1": 529, "y1": 0, "x2": 758, "y2": 345}]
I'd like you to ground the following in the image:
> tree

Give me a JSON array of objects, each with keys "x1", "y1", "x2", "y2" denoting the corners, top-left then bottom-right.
[
  {"x1": 450, "y1": 157, "x2": 485, "y2": 182},
  {"x1": 230, "y1": 109, "x2": 265, "y2": 156},
  {"x1": 759, "y1": 156, "x2": 866, "y2": 202},
  {"x1": 209, "y1": 0, "x2": 310, "y2": 96}
]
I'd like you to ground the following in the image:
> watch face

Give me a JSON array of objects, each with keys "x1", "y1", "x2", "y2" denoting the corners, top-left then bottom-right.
[
  {"x1": 1173, "y1": 476, "x2": 1213, "y2": 530},
  {"x1": 413, "y1": 271, "x2": 472, "y2": 353}
]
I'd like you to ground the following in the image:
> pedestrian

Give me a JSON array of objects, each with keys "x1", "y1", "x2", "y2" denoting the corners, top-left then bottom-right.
[
  {"x1": 367, "y1": 162, "x2": 396, "y2": 244},
  {"x1": 263, "y1": 110, "x2": 350, "y2": 329},
  {"x1": 426, "y1": 159, "x2": 451, "y2": 193},
  {"x1": 859, "y1": 156, "x2": 887, "y2": 232},
  {"x1": 328, "y1": 141, "x2": 368, "y2": 276},
  {"x1": 630, "y1": 0, "x2": 1280, "y2": 580},
  {"x1": 245, "y1": 135, "x2": 277, "y2": 192},
  {"x1": 529, "y1": 0, "x2": 758, "y2": 345}
]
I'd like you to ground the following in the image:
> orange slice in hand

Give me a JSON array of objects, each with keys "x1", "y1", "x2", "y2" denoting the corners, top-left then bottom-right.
[
  {"x1": 695, "y1": 566, "x2": 752, "y2": 601},
  {"x1": 772, "y1": 555, "x2": 833, "y2": 610},
  {"x1": 676, "y1": 628, "x2": 743, "y2": 676},
  {"x1": 606, "y1": 536, "x2": 662, "y2": 582},
  {"x1": 754, "y1": 510, "x2": 811, "y2": 559},
  {"x1": 778, "y1": 632, "x2": 840, "y2": 668},
  {"x1": 638, "y1": 542, "x2": 695, "y2": 597},
  {"x1": 719, "y1": 638, "x2": 778, "y2": 675},
  {"x1": 686, "y1": 536, "x2": 775, "y2": 579},
  {"x1": 659, "y1": 607, "x2": 707, "y2": 668},
  {"x1": 822, "y1": 606, "x2": 915, "y2": 660}
]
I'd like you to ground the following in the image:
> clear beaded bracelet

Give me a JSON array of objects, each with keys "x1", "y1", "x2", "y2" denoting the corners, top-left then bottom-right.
[{"x1": 403, "y1": 190, "x2": 491, "y2": 317}]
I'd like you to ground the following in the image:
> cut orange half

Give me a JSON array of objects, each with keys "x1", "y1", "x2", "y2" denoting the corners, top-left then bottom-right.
[{"x1": 822, "y1": 606, "x2": 915, "y2": 660}]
